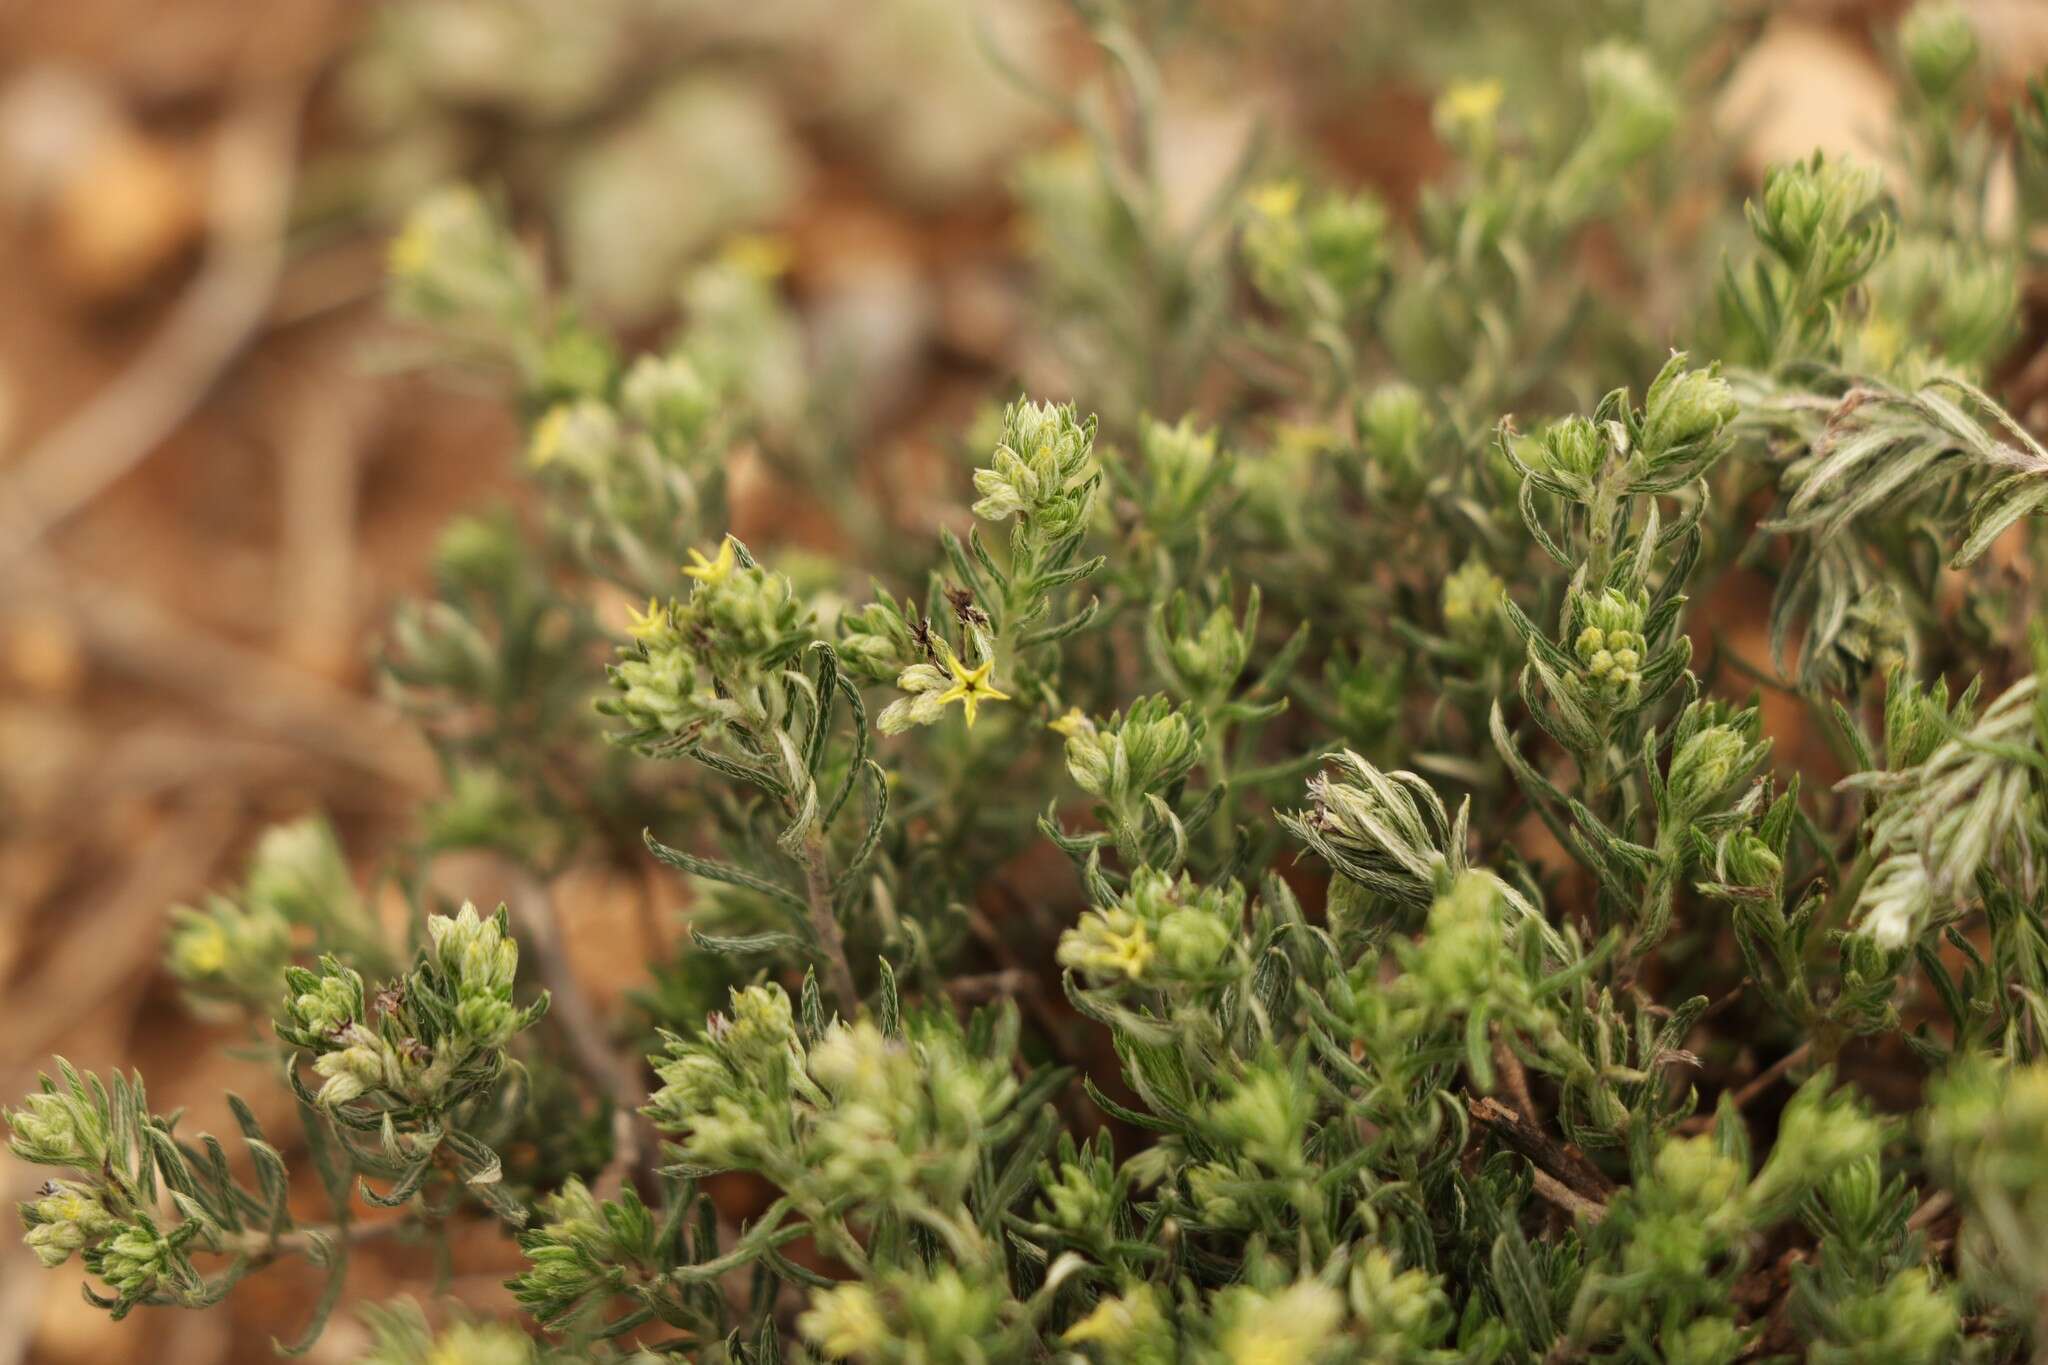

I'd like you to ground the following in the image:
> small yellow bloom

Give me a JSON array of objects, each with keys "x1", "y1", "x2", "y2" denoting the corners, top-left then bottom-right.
[
  {"x1": 936, "y1": 649, "x2": 1011, "y2": 729},
  {"x1": 1048, "y1": 706, "x2": 1093, "y2": 739},
  {"x1": 722, "y1": 233, "x2": 794, "y2": 281},
  {"x1": 625, "y1": 597, "x2": 667, "y2": 641},
  {"x1": 1105, "y1": 921, "x2": 1155, "y2": 979},
  {"x1": 683, "y1": 538, "x2": 738, "y2": 585},
  {"x1": 1249, "y1": 180, "x2": 1302, "y2": 219},
  {"x1": 387, "y1": 220, "x2": 432, "y2": 281},
  {"x1": 1441, "y1": 78, "x2": 1505, "y2": 126},
  {"x1": 529, "y1": 405, "x2": 571, "y2": 468},
  {"x1": 176, "y1": 924, "x2": 229, "y2": 977}
]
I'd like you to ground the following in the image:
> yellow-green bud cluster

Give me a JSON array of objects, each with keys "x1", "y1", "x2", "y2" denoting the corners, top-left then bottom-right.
[
  {"x1": 1058, "y1": 868, "x2": 1242, "y2": 986},
  {"x1": 21, "y1": 1180, "x2": 120, "y2": 1269},
  {"x1": 1573, "y1": 589, "x2": 1649, "y2": 706},
  {"x1": 971, "y1": 397, "x2": 1100, "y2": 540}
]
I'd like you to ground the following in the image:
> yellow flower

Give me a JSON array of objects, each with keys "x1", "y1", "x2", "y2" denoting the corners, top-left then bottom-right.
[
  {"x1": 1105, "y1": 921, "x2": 1155, "y2": 979},
  {"x1": 683, "y1": 538, "x2": 738, "y2": 585},
  {"x1": 1249, "y1": 180, "x2": 1301, "y2": 219},
  {"x1": 174, "y1": 923, "x2": 229, "y2": 977},
  {"x1": 936, "y1": 648, "x2": 1011, "y2": 728},
  {"x1": 625, "y1": 597, "x2": 667, "y2": 641},
  {"x1": 1048, "y1": 707, "x2": 1093, "y2": 738},
  {"x1": 529, "y1": 404, "x2": 571, "y2": 468},
  {"x1": 387, "y1": 220, "x2": 432, "y2": 281},
  {"x1": 723, "y1": 233, "x2": 794, "y2": 281},
  {"x1": 1441, "y1": 78, "x2": 1505, "y2": 126}
]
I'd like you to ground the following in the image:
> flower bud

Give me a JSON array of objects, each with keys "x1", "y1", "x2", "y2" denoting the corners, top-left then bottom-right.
[
  {"x1": 1666, "y1": 725, "x2": 1754, "y2": 819},
  {"x1": 1441, "y1": 559, "x2": 1505, "y2": 644},
  {"x1": 386, "y1": 186, "x2": 538, "y2": 331},
  {"x1": 527, "y1": 399, "x2": 620, "y2": 478},
  {"x1": 21, "y1": 1181, "x2": 119, "y2": 1268},
  {"x1": 1581, "y1": 43, "x2": 1678, "y2": 167},
  {"x1": 1573, "y1": 589, "x2": 1649, "y2": 707},
  {"x1": 1900, "y1": 2, "x2": 1977, "y2": 105},
  {"x1": 1639, "y1": 358, "x2": 1737, "y2": 466},
  {"x1": 1211, "y1": 1059, "x2": 1311, "y2": 1171},
  {"x1": 94, "y1": 1221, "x2": 173, "y2": 1298},
  {"x1": 1213, "y1": 1280, "x2": 1345, "y2": 1365},
  {"x1": 1064, "y1": 1283, "x2": 1172, "y2": 1360},
  {"x1": 622, "y1": 352, "x2": 718, "y2": 452},
  {"x1": 1358, "y1": 382, "x2": 1429, "y2": 491}
]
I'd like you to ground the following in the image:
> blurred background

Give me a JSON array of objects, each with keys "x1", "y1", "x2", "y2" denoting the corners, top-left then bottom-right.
[{"x1": 3, "y1": 0, "x2": 2047, "y2": 1360}]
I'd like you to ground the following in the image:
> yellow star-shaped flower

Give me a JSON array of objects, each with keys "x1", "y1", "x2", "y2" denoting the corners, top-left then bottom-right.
[
  {"x1": 722, "y1": 232, "x2": 794, "y2": 281},
  {"x1": 529, "y1": 404, "x2": 571, "y2": 469},
  {"x1": 683, "y1": 538, "x2": 738, "y2": 585},
  {"x1": 1249, "y1": 180, "x2": 1301, "y2": 219},
  {"x1": 936, "y1": 649, "x2": 1011, "y2": 728},
  {"x1": 1441, "y1": 78, "x2": 1504, "y2": 126},
  {"x1": 624, "y1": 597, "x2": 667, "y2": 641}
]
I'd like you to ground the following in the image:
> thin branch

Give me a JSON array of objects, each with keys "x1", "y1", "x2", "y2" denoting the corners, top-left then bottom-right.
[
  {"x1": 1530, "y1": 1167, "x2": 1609, "y2": 1225},
  {"x1": 1470, "y1": 1095, "x2": 1618, "y2": 1204},
  {"x1": 505, "y1": 872, "x2": 656, "y2": 1200},
  {"x1": 801, "y1": 828, "x2": 863, "y2": 1014},
  {"x1": 0, "y1": 79, "x2": 306, "y2": 563},
  {"x1": 1678, "y1": 1041, "x2": 1814, "y2": 1135}
]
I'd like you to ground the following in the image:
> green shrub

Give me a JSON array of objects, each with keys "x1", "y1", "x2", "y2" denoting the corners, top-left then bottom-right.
[{"x1": 13, "y1": 2, "x2": 2048, "y2": 1360}]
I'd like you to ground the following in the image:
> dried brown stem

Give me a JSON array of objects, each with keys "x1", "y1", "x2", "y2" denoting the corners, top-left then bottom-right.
[{"x1": 1471, "y1": 1095, "x2": 1617, "y2": 1207}]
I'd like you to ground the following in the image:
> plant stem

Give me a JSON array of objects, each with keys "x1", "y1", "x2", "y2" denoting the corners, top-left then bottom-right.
[{"x1": 802, "y1": 828, "x2": 862, "y2": 1014}]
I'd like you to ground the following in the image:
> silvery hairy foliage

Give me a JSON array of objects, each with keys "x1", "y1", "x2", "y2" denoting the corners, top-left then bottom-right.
[{"x1": 12, "y1": 2, "x2": 2048, "y2": 1361}]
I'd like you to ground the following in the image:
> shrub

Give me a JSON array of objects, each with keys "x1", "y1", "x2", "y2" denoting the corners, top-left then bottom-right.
[{"x1": 13, "y1": 2, "x2": 2048, "y2": 1360}]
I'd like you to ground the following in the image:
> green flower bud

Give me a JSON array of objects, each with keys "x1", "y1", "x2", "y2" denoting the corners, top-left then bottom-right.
[
  {"x1": 1652, "y1": 1134, "x2": 1748, "y2": 1221},
  {"x1": 21, "y1": 1180, "x2": 120, "y2": 1269},
  {"x1": 1822, "y1": 1268, "x2": 1957, "y2": 1365},
  {"x1": 1666, "y1": 725, "x2": 1757, "y2": 819},
  {"x1": 621, "y1": 352, "x2": 718, "y2": 452},
  {"x1": 432, "y1": 513, "x2": 527, "y2": 595},
  {"x1": 1064, "y1": 1283, "x2": 1173, "y2": 1363},
  {"x1": 1441, "y1": 558, "x2": 1505, "y2": 644},
  {"x1": 427, "y1": 902, "x2": 519, "y2": 997},
  {"x1": 5, "y1": 1081, "x2": 110, "y2": 1168},
  {"x1": 1540, "y1": 415, "x2": 1607, "y2": 487},
  {"x1": 1663, "y1": 1315, "x2": 1746, "y2": 1365},
  {"x1": 1349, "y1": 1248, "x2": 1452, "y2": 1349},
  {"x1": 1750, "y1": 154, "x2": 1890, "y2": 292},
  {"x1": 386, "y1": 186, "x2": 538, "y2": 332},
  {"x1": 1062, "y1": 696, "x2": 1202, "y2": 808},
  {"x1": 800, "y1": 1283, "x2": 888, "y2": 1360},
  {"x1": 166, "y1": 896, "x2": 292, "y2": 1013},
  {"x1": 1573, "y1": 589, "x2": 1649, "y2": 706},
  {"x1": 971, "y1": 398, "x2": 1099, "y2": 537},
  {"x1": 1156, "y1": 906, "x2": 1234, "y2": 976},
  {"x1": 93, "y1": 1221, "x2": 174, "y2": 1298},
  {"x1": 1137, "y1": 414, "x2": 1229, "y2": 543},
  {"x1": 284, "y1": 965, "x2": 364, "y2": 1040},
  {"x1": 1211, "y1": 1058, "x2": 1312, "y2": 1172},
  {"x1": 1900, "y1": 2, "x2": 1977, "y2": 104},
  {"x1": 1639, "y1": 358, "x2": 1737, "y2": 466},
  {"x1": 527, "y1": 399, "x2": 620, "y2": 478},
  {"x1": 243, "y1": 817, "x2": 363, "y2": 932},
  {"x1": 710, "y1": 984, "x2": 798, "y2": 1077},
  {"x1": 1407, "y1": 872, "x2": 1514, "y2": 1007},
  {"x1": 534, "y1": 322, "x2": 617, "y2": 405},
  {"x1": 1749, "y1": 1076, "x2": 1889, "y2": 1221},
  {"x1": 1153, "y1": 591, "x2": 1254, "y2": 704},
  {"x1": 1303, "y1": 191, "x2": 1390, "y2": 312},
  {"x1": 1718, "y1": 830, "x2": 1783, "y2": 891},
  {"x1": 1581, "y1": 42, "x2": 1679, "y2": 167},
  {"x1": 1358, "y1": 382, "x2": 1429, "y2": 492},
  {"x1": 1212, "y1": 1280, "x2": 1346, "y2": 1365}
]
